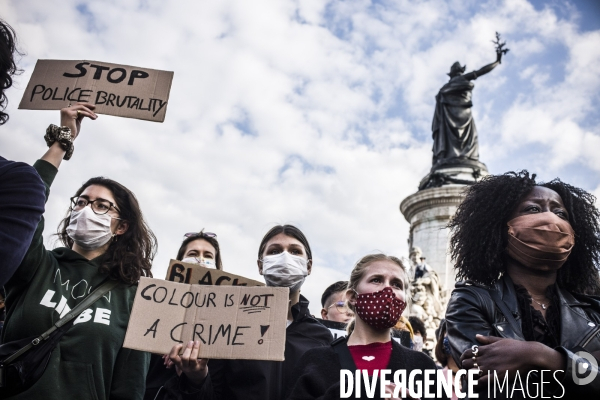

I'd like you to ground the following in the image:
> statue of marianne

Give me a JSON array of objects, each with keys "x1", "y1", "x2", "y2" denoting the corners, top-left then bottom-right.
[{"x1": 431, "y1": 48, "x2": 505, "y2": 167}]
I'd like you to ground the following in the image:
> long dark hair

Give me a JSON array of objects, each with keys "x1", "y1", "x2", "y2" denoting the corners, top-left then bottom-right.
[
  {"x1": 449, "y1": 170, "x2": 600, "y2": 294},
  {"x1": 0, "y1": 19, "x2": 21, "y2": 125},
  {"x1": 58, "y1": 177, "x2": 157, "y2": 284},
  {"x1": 176, "y1": 231, "x2": 223, "y2": 270},
  {"x1": 257, "y1": 224, "x2": 312, "y2": 260}
]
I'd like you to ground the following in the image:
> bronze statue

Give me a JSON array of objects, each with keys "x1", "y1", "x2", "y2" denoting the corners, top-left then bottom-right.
[{"x1": 432, "y1": 33, "x2": 509, "y2": 168}]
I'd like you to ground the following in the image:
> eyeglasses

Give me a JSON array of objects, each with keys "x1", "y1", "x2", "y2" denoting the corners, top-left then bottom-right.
[
  {"x1": 184, "y1": 230, "x2": 217, "y2": 239},
  {"x1": 328, "y1": 301, "x2": 354, "y2": 315},
  {"x1": 70, "y1": 196, "x2": 120, "y2": 215}
]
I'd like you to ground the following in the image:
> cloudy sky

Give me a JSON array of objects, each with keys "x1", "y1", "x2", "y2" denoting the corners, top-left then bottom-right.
[{"x1": 1, "y1": 0, "x2": 599, "y2": 310}]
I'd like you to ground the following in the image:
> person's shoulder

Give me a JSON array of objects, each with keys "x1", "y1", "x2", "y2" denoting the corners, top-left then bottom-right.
[
  {"x1": 0, "y1": 157, "x2": 42, "y2": 182},
  {"x1": 451, "y1": 280, "x2": 494, "y2": 299},
  {"x1": 300, "y1": 344, "x2": 336, "y2": 364},
  {"x1": 292, "y1": 314, "x2": 334, "y2": 344},
  {"x1": 391, "y1": 341, "x2": 436, "y2": 369}
]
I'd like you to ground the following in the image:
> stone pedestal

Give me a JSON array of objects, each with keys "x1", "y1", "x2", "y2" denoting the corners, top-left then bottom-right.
[
  {"x1": 400, "y1": 165, "x2": 488, "y2": 292},
  {"x1": 400, "y1": 185, "x2": 465, "y2": 291}
]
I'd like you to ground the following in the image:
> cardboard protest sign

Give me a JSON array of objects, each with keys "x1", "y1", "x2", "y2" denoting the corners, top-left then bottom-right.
[
  {"x1": 123, "y1": 277, "x2": 289, "y2": 360},
  {"x1": 166, "y1": 259, "x2": 264, "y2": 287},
  {"x1": 19, "y1": 59, "x2": 173, "y2": 122}
]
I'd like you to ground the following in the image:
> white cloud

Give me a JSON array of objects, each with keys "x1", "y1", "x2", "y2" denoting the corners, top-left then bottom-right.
[{"x1": 1, "y1": 0, "x2": 599, "y2": 310}]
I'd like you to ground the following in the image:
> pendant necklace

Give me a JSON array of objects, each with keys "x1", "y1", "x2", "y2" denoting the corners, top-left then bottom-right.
[{"x1": 532, "y1": 298, "x2": 547, "y2": 310}]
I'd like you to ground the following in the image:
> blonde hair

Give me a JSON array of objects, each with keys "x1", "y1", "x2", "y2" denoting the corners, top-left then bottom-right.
[{"x1": 346, "y1": 254, "x2": 410, "y2": 335}]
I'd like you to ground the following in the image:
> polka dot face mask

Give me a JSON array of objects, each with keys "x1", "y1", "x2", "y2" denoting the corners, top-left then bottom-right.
[{"x1": 354, "y1": 287, "x2": 406, "y2": 330}]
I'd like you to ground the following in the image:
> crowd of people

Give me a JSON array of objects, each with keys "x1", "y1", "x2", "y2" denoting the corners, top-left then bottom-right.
[{"x1": 1, "y1": 18, "x2": 600, "y2": 400}]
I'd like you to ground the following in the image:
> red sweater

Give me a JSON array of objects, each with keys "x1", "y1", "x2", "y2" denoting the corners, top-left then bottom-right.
[{"x1": 348, "y1": 341, "x2": 392, "y2": 375}]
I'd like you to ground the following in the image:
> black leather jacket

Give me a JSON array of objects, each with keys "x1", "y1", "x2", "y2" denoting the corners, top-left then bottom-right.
[{"x1": 446, "y1": 275, "x2": 600, "y2": 398}]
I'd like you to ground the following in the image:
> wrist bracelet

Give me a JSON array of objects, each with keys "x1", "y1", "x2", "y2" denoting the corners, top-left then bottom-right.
[{"x1": 45, "y1": 124, "x2": 74, "y2": 160}]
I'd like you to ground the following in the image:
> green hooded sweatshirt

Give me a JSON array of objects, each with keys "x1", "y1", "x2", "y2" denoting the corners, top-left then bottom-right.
[{"x1": 2, "y1": 159, "x2": 149, "y2": 400}]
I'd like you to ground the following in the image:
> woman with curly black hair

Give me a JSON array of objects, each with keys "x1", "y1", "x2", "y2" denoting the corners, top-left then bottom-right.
[{"x1": 445, "y1": 171, "x2": 600, "y2": 398}]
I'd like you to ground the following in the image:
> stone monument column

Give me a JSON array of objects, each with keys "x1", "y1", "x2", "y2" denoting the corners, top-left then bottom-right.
[{"x1": 400, "y1": 165, "x2": 487, "y2": 292}]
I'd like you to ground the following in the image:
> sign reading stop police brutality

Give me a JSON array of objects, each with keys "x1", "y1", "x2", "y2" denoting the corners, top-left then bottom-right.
[
  {"x1": 123, "y1": 277, "x2": 289, "y2": 361},
  {"x1": 19, "y1": 59, "x2": 174, "y2": 122}
]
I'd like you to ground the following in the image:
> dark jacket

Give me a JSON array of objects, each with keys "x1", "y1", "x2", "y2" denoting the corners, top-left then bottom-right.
[
  {"x1": 148, "y1": 295, "x2": 332, "y2": 400},
  {"x1": 446, "y1": 274, "x2": 600, "y2": 398},
  {"x1": 286, "y1": 336, "x2": 446, "y2": 400},
  {"x1": 3, "y1": 160, "x2": 149, "y2": 400},
  {"x1": 0, "y1": 156, "x2": 45, "y2": 286}
]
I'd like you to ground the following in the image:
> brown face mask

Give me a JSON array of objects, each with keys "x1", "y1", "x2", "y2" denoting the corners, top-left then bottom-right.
[{"x1": 506, "y1": 212, "x2": 575, "y2": 269}]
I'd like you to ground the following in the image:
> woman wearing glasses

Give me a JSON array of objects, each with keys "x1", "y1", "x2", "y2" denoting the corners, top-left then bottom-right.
[{"x1": 2, "y1": 103, "x2": 156, "y2": 400}]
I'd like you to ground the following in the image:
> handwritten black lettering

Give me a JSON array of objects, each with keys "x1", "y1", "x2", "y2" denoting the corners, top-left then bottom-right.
[
  {"x1": 232, "y1": 326, "x2": 249, "y2": 345},
  {"x1": 67, "y1": 88, "x2": 82, "y2": 102},
  {"x1": 241, "y1": 293, "x2": 274, "y2": 307},
  {"x1": 180, "y1": 292, "x2": 194, "y2": 308},
  {"x1": 138, "y1": 98, "x2": 151, "y2": 111},
  {"x1": 193, "y1": 323, "x2": 206, "y2": 344},
  {"x1": 107, "y1": 93, "x2": 116, "y2": 106},
  {"x1": 212, "y1": 324, "x2": 232, "y2": 345},
  {"x1": 198, "y1": 271, "x2": 213, "y2": 285},
  {"x1": 107, "y1": 67, "x2": 126, "y2": 84},
  {"x1": 215, "y1": 276, "x2": 231, "y2": 285},
  {"x1": 224, "y1": 293, "x2": 234, "y2": 307},
  {"x1": 77, "y1": 89, "x2": 92, "y2": 102},
  {"x1": 51, "y1": 86, "x2": 66, "y2": 101},
  {"x1": 116, "y1": 95, "x2": 128, "y2": 108},
  {"x1": 207, "y1": 292, "x2": 216, "y2": 307},
  {"x1": 95, "y1": 91, "x2": 108, "y2": 105},
  {"x1": 152, "y1": 99, "x2": 168, "y2": 117},
  {"x1": 153, "y1": 286, "x2": 168, "y2": 303},
  {"x1": 144, "y1": 319, "x2": 160, "y2": 338},
  {"x1": 170, "y1": 322, "x2": 186, "y2": 343},
  {"x1": 30, "y1": 84, "x2": 45, "y2": 102},
  {"x1": 141, "y1": 284, "x2": 156, "y2": 300},
  {"x1": 42, "y1": 88, "x2": 53, "y2": 100},
  {"x1": 63, "y1": 62, "x2": 89, "y2": 78},
  {"x1": 128, "y1": 70, "x2": 149, "y2": 85},
  {"x1": 90, "y1": 64, "x2": 110, "y2": 80},
  {"x1": 168, "y1": 288, "x2": 178, "y2": 306},
  {"x1": 168, "y1": 264, "x2": 186, "y2": 282}
]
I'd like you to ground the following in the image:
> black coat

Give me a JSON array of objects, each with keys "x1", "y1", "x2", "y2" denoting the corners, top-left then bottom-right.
[
  {"x1": 446, "y1": 274, "x2": 600, "y2": 399},
  {"x1": 287, "y1": 337, "x2": 446, "y2": 400},
  {"x1": 146, "y1": 295, "x2": 332, "y2": 400}
]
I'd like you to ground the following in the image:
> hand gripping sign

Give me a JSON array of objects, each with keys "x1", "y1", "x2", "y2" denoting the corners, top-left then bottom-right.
[
  {"x1": 19, "y1": 60, "x2": 174, "y2": 122},
  {"x1": 123, "y1": 277, "x2": 289, "y2": 361}
]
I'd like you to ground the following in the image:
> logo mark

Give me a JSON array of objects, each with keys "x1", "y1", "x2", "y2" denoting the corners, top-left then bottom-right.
[{"x1": 572, "y1": 351, "x2": 598, "y2": 386}]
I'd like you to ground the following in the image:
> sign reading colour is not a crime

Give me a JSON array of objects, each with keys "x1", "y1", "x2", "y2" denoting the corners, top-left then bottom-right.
[
  {"x1": 123, "y1": 277, "x2": 289, "y2": 361},
  {"x1": 19, "y1": 59, "x2": 174, "y2": 122}
]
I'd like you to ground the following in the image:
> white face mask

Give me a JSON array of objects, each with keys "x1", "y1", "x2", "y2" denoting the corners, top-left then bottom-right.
[
  {"x1": 261, "y1": 251, "x2": 308, "y2": 292},
  {"x1": 412, "y1": 335, "x2": 424, "y2": 352},
  {"x1": 66, "y1": 207, "x2": 115, "y2": 250},
  {"x1": 181, "y1": 257, "x2": 216, "y2": 268}
]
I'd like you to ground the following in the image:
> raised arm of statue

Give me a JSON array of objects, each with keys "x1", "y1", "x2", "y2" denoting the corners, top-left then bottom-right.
[{"x1": 463, "y1": 51, "x2": 502, "y2": 81}]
